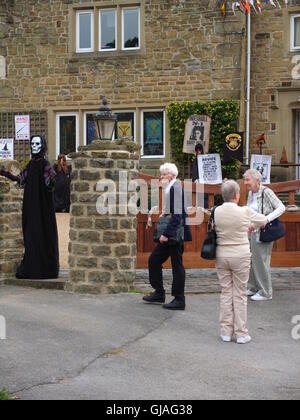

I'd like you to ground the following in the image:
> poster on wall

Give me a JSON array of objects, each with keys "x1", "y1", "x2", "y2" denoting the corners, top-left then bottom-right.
[
  {"x1": 15, "y1": 115, "x2": 30, "y2": 140},
  {"x1": 143, "y1": 112, "x2": 164, "y2": 157},
  {"x1": 250, "y1": 154, "x2": 272, "y2": 185},
  {"x1": 183, "y1": 115, "x2": 211, "y2": 155},
  {"x1": 197, "y1": 153, "x2": 223, "y2": 185},
  {"x1": 0, "y1": 138, "x2": 14, "y2": 160},
  {"x1": 115, "y1": 112, "x2": 135, "y2": 141}
]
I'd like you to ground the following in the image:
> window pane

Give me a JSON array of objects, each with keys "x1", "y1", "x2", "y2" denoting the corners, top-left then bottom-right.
[
  {"x1": 100, "y1": 10, "x2": 116, "y2": 50},
  {"x1": 123, "y1": 9, "x2": 139, "y2": 49},
  {"x1": 295, "y1": 17, "x2": 300, "y2": 48},
  {"x1": 60, "y1": 116, "x2": 76, "y2": 155},
  {"x1": 79, "y1": 13, "x2": 92, "y2": 49},
  {"x1": 115, "y1": 113, "x2": 135, "y2": 141},
  {"x1": 143, "y1": 112, "x2": 164, "y2": 157}
]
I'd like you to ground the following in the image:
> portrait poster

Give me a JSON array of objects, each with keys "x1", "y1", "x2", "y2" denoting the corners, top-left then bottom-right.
[
  {"x1": 0, "y1": 138, "x2": 14, "y2": 160},
  {"x1": 250, "y1": 155, "x2": 272, "y2": 185},
  {"x1": 197, "y1": 153, "x2": 223, "y2": 185},
  {"x1": 15, "y1": 115, "x2": 30, "y2": 140},
  {"x1": 183, "y1": 115, "x2": 211, "y2": 155}
]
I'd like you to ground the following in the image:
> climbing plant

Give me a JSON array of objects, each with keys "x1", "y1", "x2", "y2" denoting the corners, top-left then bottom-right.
[{"x1": 167, "y1": 100, "x2": 240, "y2": 179}]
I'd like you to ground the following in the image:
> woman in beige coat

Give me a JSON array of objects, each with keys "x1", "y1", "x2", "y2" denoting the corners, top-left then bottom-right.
[{"x1": 214, "y1": 180, "x2": 268, "y2": 344}]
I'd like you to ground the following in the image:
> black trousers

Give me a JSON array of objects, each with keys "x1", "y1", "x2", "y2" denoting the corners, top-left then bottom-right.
[{"x1": 148, "y1": 241, "x2": 185, "y2": 298}]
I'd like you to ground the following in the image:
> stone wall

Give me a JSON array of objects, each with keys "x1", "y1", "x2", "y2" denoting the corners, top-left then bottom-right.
[
  {"x1": 66, "y1": 140, "x2": 140, "y2": 294},
  {"x1": 0, "y1": 161, "x2": 23, "y2": 284}
]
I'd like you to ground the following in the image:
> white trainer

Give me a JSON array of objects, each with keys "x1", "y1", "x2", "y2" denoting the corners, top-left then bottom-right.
[
  {"x1": 237, "y1": 335, "x2": 252, "y2": 344},
  {"x1": 246, "y1": 290, "x2": 256, "y2": 297},
  {"x1": 221, "y1": 335, "x2": 232, "y2": 342},
  {"x1": 250, "y1": 293, "x2": 272, "y2": 302}
]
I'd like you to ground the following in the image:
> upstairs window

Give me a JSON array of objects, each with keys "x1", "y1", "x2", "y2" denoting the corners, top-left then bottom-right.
[
  {"x1": 100, "y1": 9, "x2": 117, "y2": 51},
  {"x1": 76, "y1": 11, "x2": 94, "y2": 53},
  {"x1": 291, "y1": 14, "x2": 300, "y2": 51},
  {"x1": 122, "y1": 8, "x2": 140, "y2": 50}
]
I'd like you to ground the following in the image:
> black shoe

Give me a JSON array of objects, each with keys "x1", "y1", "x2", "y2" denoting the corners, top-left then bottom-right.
[
  {"x1": 163, "y1": 298, "x2": 185, "y2": 311},
  {"x1": 143, "y1": 291, "x2": 166, "y2": 304}
]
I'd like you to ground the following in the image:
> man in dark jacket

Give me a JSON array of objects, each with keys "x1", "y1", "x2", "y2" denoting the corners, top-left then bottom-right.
[{"x1": 143, "y1": 163, "x2": 192, "y2": 310}]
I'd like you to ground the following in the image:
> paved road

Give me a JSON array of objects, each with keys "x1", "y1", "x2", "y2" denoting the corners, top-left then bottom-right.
[{"x1": 0, "y1": 286, "x2": 299, "y2": 400}]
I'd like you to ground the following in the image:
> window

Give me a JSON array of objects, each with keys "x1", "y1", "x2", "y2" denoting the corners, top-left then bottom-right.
[
  {"x1": 76, "y1": 11, "x2": 94, "y2": 53},
  {"x1": 115, "y1": 112, "x2": 136, "y2": 141},
  {"x1": 291, "y1": 14, "x2": 300, "y2": 51},
  {"x1": 56, "y1": 114, "x2": 79, "y2": 157},
  {"x1": 141, "y1": 111, "x2": 165, "y2": 158},
  {"x1": 122, "y1": 8, "x2": 140, "y2": 50},
  {"x1": 99, "y1": 10, "x2": 117, "y2": 51},
  {"x1": 85, "y1": 113, "x2": 99, "y2": 145}
]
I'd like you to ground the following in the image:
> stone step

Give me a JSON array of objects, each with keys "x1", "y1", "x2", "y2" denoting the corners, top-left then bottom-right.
[{"x1": 5, "y1": 270, "x2": 68, "y2": 291}]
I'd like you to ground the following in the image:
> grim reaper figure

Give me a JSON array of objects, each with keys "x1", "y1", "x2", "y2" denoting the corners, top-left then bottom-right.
[{"x1": 0, "y1": 136, "x2": 59, "y2": 279}]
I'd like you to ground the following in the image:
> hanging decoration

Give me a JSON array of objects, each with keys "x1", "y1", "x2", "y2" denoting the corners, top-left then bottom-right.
[{"x1": 218, "y1": 0, "x2": 298, "y2": 15}]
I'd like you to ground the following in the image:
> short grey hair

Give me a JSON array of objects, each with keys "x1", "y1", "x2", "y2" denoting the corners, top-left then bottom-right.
[
  {"x1": 221, "y1": 180, "x2": 240, "y2": 202},
  {"x1": 243, "y1": 169, "x2": 262, "y2": 183},
  {"x1": 160, "y1": 163, "x2": 178, "y2": 178}
]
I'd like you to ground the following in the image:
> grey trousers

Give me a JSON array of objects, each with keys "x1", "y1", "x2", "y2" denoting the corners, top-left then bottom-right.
[{"x1": 248, "y1": 234, "x2": 274, "y2": 298}]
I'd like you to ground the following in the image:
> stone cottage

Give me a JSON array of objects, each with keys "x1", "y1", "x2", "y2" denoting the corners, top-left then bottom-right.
[{"x1": 0, "y1": 0, "x2": 300, "y2": 180}]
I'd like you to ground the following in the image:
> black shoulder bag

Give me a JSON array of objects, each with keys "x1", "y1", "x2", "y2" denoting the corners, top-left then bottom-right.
[
  {"x1": 259, "y1": 189, "x2": 285, "y2": 243},
  {"x1": 201, "y1": 207, "x2": 217, "y2": 260}
]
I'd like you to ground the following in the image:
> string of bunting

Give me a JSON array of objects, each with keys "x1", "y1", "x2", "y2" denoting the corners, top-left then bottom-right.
[{"x1": 219, "y1": 0, "x2": 299, "y2": 16}]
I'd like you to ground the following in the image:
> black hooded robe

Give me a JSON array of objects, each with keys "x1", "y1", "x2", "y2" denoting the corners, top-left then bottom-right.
[{"x1": 16, "y1": 158, "x2": 59, "y2": 279}]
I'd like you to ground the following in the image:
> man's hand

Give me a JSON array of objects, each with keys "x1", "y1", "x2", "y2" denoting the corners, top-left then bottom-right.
[{"x1": 159, "y1": 235, "x2": 169, "y2": 244}]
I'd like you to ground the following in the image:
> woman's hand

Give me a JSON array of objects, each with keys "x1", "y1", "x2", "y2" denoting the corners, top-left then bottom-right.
[
  {"x1": 248, "y1": 225, "x2": 255, "y2": 237},
  {"x1": 159, "y1": 235, "x2": 169, "y2": 244}
]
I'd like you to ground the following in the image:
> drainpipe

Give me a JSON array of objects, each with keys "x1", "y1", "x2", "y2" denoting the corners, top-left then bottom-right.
[{"x1": 245, "y1": 10, "x2": 251, "y2": 165}]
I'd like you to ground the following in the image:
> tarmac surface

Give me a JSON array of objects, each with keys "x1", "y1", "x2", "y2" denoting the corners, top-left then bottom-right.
[{"x1": 0, "y1": 285, "x2": 300, "y2": 400}]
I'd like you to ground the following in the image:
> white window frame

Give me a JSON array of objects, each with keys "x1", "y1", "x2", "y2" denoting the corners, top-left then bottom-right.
[
  {"x1": 56, "y1": 113, "x2": 79, "y2": 159},
  {"x1": 141, "y1": 109, "x2": 165, "y2": 160},
  {"x1": 115, "y1": 110, "x2": 136, "y2": 142},
  {"x1": 76, "y1": 10, "x2": 94, "y2": 53},
  {"x1": 122, "y1": 7, "x2": 140, "y2": 51},
  {"x1": 291, "y1": 14, "x2": 300, "y2": 51},
  {"x1": 99, "y1": 9, "x2": 117, "y2": 52}
]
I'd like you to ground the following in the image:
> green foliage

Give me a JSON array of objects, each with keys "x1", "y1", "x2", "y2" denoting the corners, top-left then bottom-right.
[
  {"x1": 167, "y1": 100, "x2": 240, "y2": 179},
  {"x1": 0, "y1": 389, "x2": 10, "y2": 400}
]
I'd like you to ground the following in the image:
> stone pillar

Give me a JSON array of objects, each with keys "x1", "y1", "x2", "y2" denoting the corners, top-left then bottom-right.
[
  {"x1": 0, "y1": 161, "x2": 23, "y2": 285},
  {"x1": 66, "y1": 141, "x2": 140, "y2": 294}
]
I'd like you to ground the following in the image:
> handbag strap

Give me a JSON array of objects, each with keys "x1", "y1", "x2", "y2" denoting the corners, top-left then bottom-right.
[
  {"x1": 209, "y1": 206, "x2": 217, "y2": 230},
  {"x1": 261, "y1": 189, "x2": 264, "y2": 214}
]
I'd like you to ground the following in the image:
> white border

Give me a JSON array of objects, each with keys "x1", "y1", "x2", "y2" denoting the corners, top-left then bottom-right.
[
  {"x1": 291, "y1": 14, "x2": 300, "y2": 52},
  {"x1": 76, "y1": 10, "x2": 94, "y2": 53},
  {"x1": 56, "y1": 113, "x2": 79, "y2": 159},
  {"x1": 122, "y1": 7, "x2": 140, "y2": 51},
  {"x1": 141, "y1": 109, "x2": 165, "y2": 159},
  {"x1": 99, "y1": 9, "x2": 117, "y2": 52}
]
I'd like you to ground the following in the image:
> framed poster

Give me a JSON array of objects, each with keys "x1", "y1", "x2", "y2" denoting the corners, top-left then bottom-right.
[
  {"x1": 0, "y1": 138, "x2": 14, "y2": 160},
  {"x1": 183, "y1": 115, "x2": 211, "y2": 155},
  {"x1": 197, "y1": 154, "x2": 223, "y2": 185},
  {"x1": 250, "y1": 155, "x2": 272, "y2": 185},
  {"x1": 15, "y1": 115, "x2": 30, "y2": 140},
  {"x1": 142, "y1": 111, "x2": 164, "y2": 157},
  {"x1": 86, "y1": 114, "x2": 99, "y2": 145},
  {"x1": 115, "y1": 112, "x2": 135, "y2": 141}
]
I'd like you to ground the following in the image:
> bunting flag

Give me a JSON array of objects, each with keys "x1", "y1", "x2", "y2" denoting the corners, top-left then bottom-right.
[
  {"x1": 220, "y1": 0, "x2": 299, "y2": 15},
  {"x1": 241, "y1": 0, "x2": 251, "y2": 13}
]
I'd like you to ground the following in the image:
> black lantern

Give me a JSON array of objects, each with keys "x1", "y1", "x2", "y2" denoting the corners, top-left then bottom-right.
[{"x1": 93, "y1": 97, "x2": 117, "y2": 141}]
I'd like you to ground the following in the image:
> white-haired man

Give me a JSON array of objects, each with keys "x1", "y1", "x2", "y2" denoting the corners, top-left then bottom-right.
[{"x1": 143, "y1": 163, "x2": 192, "y2": 310}]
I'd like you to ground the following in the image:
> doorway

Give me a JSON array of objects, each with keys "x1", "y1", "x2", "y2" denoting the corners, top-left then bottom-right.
[{"x1": 296, "y1": 111, "x2": 300, "y2": 180}]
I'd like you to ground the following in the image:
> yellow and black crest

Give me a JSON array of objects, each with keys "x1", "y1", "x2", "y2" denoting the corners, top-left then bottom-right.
[{"x1": 225, "y1": 133, "x2": 243, "y2": 151}]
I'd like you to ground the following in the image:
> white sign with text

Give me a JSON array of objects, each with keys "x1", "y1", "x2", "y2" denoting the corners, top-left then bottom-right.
[{"x1": 197, "y1": 153, "x2": 223, "y2": 185}]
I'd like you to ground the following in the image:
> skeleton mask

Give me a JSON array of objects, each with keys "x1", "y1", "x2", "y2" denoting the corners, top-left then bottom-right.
[{"x1": 30, "y1": 136, "x2": 43, "y2": 155}]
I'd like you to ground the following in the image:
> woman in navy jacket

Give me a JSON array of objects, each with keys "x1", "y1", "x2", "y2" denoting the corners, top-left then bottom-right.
[{"x1": 143, "y1": 163, "x2": 192, "y2": 310}]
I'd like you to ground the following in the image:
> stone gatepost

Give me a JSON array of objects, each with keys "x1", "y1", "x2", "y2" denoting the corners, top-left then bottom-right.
[
  {"x1": 0, "y1": 161, "x2": 23, "y2": 285},
  {"x1": 66, "y1": 141, "x2": 140, "y2": 294}
]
